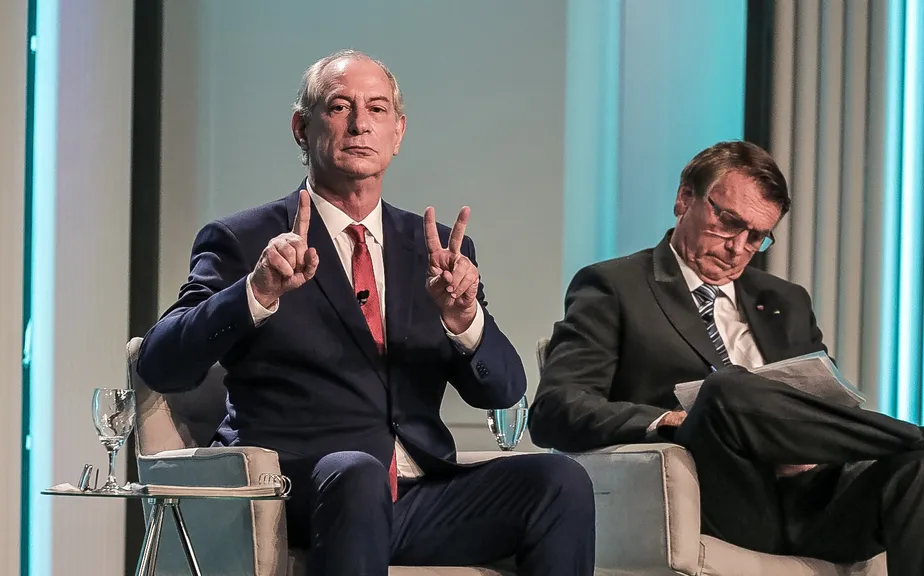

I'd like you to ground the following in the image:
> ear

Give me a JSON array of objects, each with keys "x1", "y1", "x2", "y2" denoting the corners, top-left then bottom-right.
[
  {"x1": 673, "y1": 185, "x2": 694, "y2": 218},
  {"x1": 392, "y1": 114, "x2": 407, "y2": 156},
  {"x1": 291, "y1": 111, "x2": 308, "y2": 151}
]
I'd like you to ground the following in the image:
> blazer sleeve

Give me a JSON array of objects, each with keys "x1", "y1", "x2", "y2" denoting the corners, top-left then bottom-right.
[
  {"x1": 528, "y1": 264, "x2": 665, "y2": 452},
  {"x1": 445, "y1": 236, "x2": 527, "y2": 409},
  {"x1": 136, "y1": 220, "x2": 258, "y2": 393}
]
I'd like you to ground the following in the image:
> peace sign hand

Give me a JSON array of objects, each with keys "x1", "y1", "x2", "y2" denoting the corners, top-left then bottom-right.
[
  {"x1": 251, "y1": 189, "x2": 320, "y2": 308},
  {"x1": 424, "y1": 206, "x2": 480, "y2": 334}
]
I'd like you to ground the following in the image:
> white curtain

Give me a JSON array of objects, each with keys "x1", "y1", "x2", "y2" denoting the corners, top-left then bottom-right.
[{"x1": 768, "y1": 0, "x2": 924, "y2": 420}]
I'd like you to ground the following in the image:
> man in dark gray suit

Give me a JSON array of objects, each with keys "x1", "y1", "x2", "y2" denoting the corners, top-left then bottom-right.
[{"x1": 529, "y1": 141, "x2": 924, "y2": 573}]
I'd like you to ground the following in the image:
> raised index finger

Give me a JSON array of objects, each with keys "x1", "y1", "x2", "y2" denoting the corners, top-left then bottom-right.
[
  {"x1": 292, "y1": 189, "x2": 311, "y2": 238},
  {"x1": 447, "y1": 206, "x2": 470, "y2": 254},
  {"x1": 424, "y1": 206, "x2": 443, "y2": 255}
]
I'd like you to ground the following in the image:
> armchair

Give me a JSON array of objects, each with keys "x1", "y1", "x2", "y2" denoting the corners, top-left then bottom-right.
[
  {"x1": 537, "y1": 338, "x2": 887, "y2": 576},
  {"x1": 127, "y1": 337, "x2": 515, "y2": 576}
]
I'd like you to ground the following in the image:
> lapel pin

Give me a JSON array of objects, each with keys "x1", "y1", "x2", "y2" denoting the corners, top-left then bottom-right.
[
  {"x1": 773, "y1": 310, "x2": 781, "y2": 315},
  {"x1": 756, "y1": 304, "x2": 764, "y2": 311}
]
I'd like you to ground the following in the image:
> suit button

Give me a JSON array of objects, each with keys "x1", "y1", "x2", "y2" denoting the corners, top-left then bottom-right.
[{"x1": 393, "y1": 421, "x2": 400, "y2": 429}]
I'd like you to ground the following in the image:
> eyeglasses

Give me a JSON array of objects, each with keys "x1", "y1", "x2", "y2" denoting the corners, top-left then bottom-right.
[{"x1": 705, "y1": 196, "x2": 775, "y2": 253}]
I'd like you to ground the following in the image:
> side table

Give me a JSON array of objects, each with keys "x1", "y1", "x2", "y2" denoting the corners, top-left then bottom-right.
[{"x1": 42, "y1": 486, "x2": 287, "y2": 576}]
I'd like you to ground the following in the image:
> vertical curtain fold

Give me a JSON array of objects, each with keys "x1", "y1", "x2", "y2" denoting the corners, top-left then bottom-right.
[{"x1": 769, "y1": 0, "x2": 924, "y2": 419}]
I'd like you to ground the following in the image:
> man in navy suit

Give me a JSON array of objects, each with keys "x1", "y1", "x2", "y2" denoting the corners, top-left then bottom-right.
[{"x1": 137, "y1": 49, "x2": 595, "y2": 575}]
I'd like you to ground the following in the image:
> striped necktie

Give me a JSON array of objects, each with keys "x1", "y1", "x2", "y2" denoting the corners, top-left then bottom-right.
[{"x1": 692, "y1": 284, "x2": 732, "y2": 366}]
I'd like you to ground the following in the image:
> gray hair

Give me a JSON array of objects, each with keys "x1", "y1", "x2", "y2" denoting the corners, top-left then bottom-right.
[{"x1": 292, "y1": 49, "x2": 405, "y2": 166}]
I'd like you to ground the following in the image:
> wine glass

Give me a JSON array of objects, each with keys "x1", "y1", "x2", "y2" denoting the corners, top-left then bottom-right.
[
  {"x1": 487, "y1": 395, "x2": 529, "y2": 451},
  {"x1": 91, "y1": 388, "x2": 136, "y2": 492}
]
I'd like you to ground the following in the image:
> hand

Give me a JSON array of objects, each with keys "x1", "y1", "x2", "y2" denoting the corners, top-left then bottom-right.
[
  {"x1": 424, "y1": 206, "x2": 479, "y2": 334},
  {"x1": 658, "y1": 410, "x2": 688, "y2": 428},
  {"x1": 775, "y1": 464, "x2": 818, "y2": 477},
  {"x1": 251, "y1": 189, "x2": 319, "y2": 308}
]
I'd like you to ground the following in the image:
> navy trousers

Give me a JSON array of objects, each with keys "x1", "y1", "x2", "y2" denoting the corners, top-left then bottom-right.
[{"x1": 280, "y1": 451, "x2": 596, "y2": 576}]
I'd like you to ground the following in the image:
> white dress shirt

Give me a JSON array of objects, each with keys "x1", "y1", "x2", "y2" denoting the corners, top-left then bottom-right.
[
  {"x1": 670, "y1": 245, "x2": 765, "y2": 371},
  {"x1": 245, "y1": 187, "x2": 486, "y2": 478},
  {"x1": 647, "y1": 246, "x2": 766, "y2": 431}
]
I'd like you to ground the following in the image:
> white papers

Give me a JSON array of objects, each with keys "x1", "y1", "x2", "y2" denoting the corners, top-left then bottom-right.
[
  {"x1": 48, "y1": 482, "x2": 85, "y2": 493},
  {"x1": 674, "y1": 351, "x2": 865, "y2": 412}
]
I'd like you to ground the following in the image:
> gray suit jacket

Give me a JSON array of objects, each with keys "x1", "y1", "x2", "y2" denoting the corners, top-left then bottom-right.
[{"x1": 529, "y1": 230, "x2": 827, "y2": 452}]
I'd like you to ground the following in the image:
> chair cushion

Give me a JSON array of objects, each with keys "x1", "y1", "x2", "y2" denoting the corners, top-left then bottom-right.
[
  {"x1": 700, "y1": 535, "x2": 887, "y2": 576},
  {"x1": 390, "y1": 569, "x2": 508, "y2": 575},
  {"x1": 287, "y1": 551, "x2": 514, "y2": 576}
]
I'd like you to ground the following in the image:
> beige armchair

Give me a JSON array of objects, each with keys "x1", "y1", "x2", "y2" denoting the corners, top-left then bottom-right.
[
  {"x1": 537, "y1": 338, "x2": 887, "y2": 575},
  {"x1": 127, "y1": 337, "x2": 515, "y2": 576}
]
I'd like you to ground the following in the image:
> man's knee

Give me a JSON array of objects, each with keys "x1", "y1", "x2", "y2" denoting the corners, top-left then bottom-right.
[
  {"x1": 527, "y1": 454, "x2": 595, "y2": 518},
  {"x1": 694, "y1": 366, "x2": 772, "y2": 413},
  {"x1": 698, "y1": 367, "x2": 745, "y2": 401},
  {"x1": 312, "y1": 451, "x2": 390, "y2": 506}
]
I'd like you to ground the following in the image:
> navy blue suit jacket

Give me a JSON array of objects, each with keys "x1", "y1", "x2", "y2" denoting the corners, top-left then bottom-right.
[{"x1": 137, "y1": 186, "x2": 527, "y2": 475}]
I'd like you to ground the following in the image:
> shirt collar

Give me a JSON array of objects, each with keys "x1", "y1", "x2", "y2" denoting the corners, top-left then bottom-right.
[
  {"x1": 308, "y1": 185, "x2": 384, "y2": 246},
  {"x1": 669, "y1": 243, "x2": 737, "y2": 307}
]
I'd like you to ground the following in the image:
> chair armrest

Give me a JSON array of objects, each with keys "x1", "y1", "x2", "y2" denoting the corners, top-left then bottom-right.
[
  {"x1": 139, "y1": 446, "x2": 281, "y2": 485},
  {"x1": 563, "y1": 443, "x2": 701, "y2": 575},
  {"x1": 137, "y1": 446, "x2": 288, "y2": 576}
]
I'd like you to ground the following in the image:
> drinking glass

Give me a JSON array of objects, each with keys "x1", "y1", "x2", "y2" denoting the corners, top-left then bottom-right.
[
  {"x1": 486, "y1": 395, "x2": 529, "y2": 451},
  {"x1": 91, "y1": 388, "x2": 136, "y2": 492}
]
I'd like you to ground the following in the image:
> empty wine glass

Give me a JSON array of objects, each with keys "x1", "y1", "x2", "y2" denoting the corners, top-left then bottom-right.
[
  {"x1": 487, "y1": 395, "x2": 529, "y2": 451},
  {"x1": 92, "y1": 388, "x2": 136, "y2": 492}
]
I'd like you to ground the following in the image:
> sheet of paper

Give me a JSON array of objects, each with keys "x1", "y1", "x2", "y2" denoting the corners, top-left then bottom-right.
[{"x1": 674, "y1": 351, "x2": 865, "y2": 411}]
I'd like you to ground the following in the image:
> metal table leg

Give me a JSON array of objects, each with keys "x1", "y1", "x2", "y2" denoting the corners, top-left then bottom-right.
[
  {"x1": 168, "y1": 500, "x2": 203, "y2": 576},
  {"x1": 136, "y1": 498, "x2": 166, "y2": 576}
]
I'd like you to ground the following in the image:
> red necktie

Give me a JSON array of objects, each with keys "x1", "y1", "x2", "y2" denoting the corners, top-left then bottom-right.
[{"x1": 346, "y1": 224, "x2": 398, "y2": 502}]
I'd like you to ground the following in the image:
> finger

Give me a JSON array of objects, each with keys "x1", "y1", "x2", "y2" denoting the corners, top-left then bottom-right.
[
  {"x1": 300, "y1": 247, "x2": 319, "y2": 281},
  {"x1": 447, "y1": 257, "x2": 470, "y2": 295},
  {"x1": 453, "y1": 266, "x2": 479, "y2": 299},
  {"x1": 292, "y1": 189, "x2": 311, "y2": 238},
  {"x1": 424, "y1": 206, "x2": 443, "y2": 255},
  {"x1": 292, "y1": 238, "x2": 307, "y2": 272},
  {"x1": 441, "y1": 269, "x2": 453, "y2": 290},
  {"x1": 266, "y1": 247, "x2": 295, "y2": 277},
  {"x1": 447, "y1": 206, "x2": 470, "y2": 254},
  {"x1": 275, "y1": 240, "x2": 298, "y2": 270}
]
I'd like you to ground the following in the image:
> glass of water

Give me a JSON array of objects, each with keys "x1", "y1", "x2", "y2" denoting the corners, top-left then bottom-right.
[
  {"x1": 91, "y1": 388, "x2": 136, "y2": 492},
  {"x1": 487, "y1": 396, "x2": 529, "y2": 451}
]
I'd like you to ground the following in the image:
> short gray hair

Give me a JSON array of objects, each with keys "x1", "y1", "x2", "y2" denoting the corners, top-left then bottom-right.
[{"x1": 292, "y1": 49, "x2": 405, "y2": 166}]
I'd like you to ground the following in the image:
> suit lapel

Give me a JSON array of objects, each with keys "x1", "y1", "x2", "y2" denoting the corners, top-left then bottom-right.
[
  {"x1": 382, "y1": 203, "x2": 421, "y2": 352},
  {"x1": 648, "y1": 232, "x2": 725, "y2": 369},
  {"x1": 735, "y1": 271, "x2": 789, "y2": 363},
  {"x1": 286, "y1": 188, "x2": 387, "y2": 385}
]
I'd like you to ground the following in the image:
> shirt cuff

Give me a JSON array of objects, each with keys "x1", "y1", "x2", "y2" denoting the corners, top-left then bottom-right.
[
  {"x1": 246, "y1": 272, "x2": 278, "y2": 326},
  {"x1": 442, "y1": 304, "x2": 485, "y2": 354},
  {"x1": 647, "y1": 411, "x2": 671, "y2": 433}
]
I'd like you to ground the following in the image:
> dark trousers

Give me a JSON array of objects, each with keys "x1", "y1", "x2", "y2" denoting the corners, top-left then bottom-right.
[
  {"x1": 674, "y1": 366, "x2": 924, "y2": 574},
  {"x1": 279, "y1": 451, "x2": 596, "y2": 576}
]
